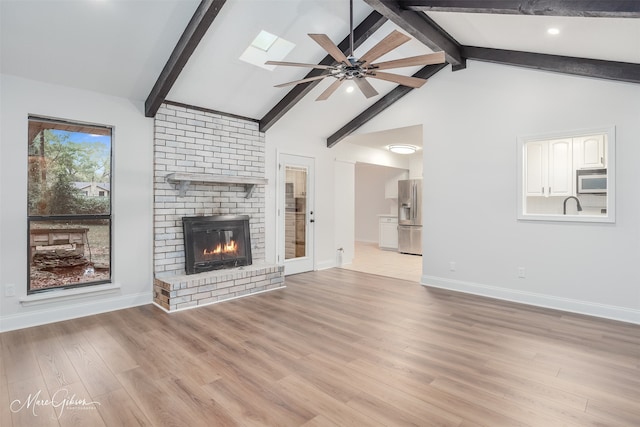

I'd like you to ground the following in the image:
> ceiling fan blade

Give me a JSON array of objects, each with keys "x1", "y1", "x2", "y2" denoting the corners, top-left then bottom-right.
[
  {"x1": 368, "y1": 71, "x2": 428, "y2": 88},
  {"x1": 359, "y1": 30, "x2": 411, "y2": 65},
  {"x1": 274, "y1": 74, "x2": 329, "y2": 88},
  {"x1": 354, "y1": 77, "x2": 379, "y2": 99},
  {"x1": 370, "y1": 51, "x2": 446, "y2": 70},
  {"x1": 266, "y1": 60, "x2": 335, "y2": 70},
  {"x1": 316, "y1": 79, "x2": 344, "y2": 101},
  {"x1": 308, "y1": 34, "x2": 349, "y2": 64}
]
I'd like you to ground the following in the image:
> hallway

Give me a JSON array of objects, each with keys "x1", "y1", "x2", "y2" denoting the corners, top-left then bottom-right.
[{"x1": 339, "y1": 241, "x2": 422, "y2": 282}]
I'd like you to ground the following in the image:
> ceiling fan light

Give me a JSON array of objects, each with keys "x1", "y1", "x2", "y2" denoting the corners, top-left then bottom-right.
[{"x1": 388, "y1": 144, "x2": 416, "y2": 154}]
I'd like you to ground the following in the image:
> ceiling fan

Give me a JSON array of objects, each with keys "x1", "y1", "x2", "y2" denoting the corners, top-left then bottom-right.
[{"x1": 266, "y1": 0, "x2": 446, "y2": 101}]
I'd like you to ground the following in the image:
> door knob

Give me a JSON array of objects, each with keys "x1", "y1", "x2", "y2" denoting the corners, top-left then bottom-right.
[{"x1": 310, "y1": 219, "x2": 315, "y2": 223}]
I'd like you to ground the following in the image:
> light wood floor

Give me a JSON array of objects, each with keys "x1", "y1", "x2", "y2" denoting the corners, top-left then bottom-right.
[
  {"x1": 2, "y1": 269, "x2": 639, "y2": 426},
  {"x1": 339, "y1": 241, "x2": 423, "y2": 282}
]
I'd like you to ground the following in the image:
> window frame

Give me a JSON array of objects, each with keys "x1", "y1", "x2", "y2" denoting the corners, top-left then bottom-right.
[
  {"x1": 26, "y1": 115, "x2": 113, "y2": 294},
  {"x1": 516, "y1": 126, "x2": 616, "y2": 223}
]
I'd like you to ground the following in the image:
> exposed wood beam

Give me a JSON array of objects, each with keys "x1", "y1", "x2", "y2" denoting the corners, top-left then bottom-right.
[
  {"x1": 259, "y1": 11, "x2": 388, "y2": 133},
  {"x1": 327, "y1": 63, "x2": 447, "y2": 147},
  {"x1": 145, "y1": 0, "x2": 226, "y2": 118},
  {"x1": 363, "y1": 0, "x2": 465, "y2": 70},
  {"x1": 462, "y1": 46, "x2": 640, "y2": 84},
  {"x1": 399, "y1": 1, "x2": 640, "y2": 18}
]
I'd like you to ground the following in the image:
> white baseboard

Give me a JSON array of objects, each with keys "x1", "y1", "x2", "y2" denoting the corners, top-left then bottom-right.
[
  {"x1": 422, "y1": 275, "x2": 640, "y2": 325},
  {"x1": 315, "y1": 259, "x2": 336, "y2": 271},
  {"x1": 0, "y1": 291, "x2": 152, "y2": 332}
]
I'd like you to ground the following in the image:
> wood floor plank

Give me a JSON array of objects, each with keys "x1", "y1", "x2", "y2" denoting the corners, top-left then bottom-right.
[
  {"x1": 7, "y1": 376, "x2": 60, "y2": 426},
  {"x1": 93, "y1": 388, "x2": 154, "y2": 427},
  {"x1": 0, "y1": 336, "x2": 12, "y2": 427},
  {"x1": 275, "y1": 374, "x2": 385, "y2": 427},
  {"x1": 48, "y1": 323, "x2": 121, "y2": 399},
  {"x1": 52, "y1": 381, "x2": 105, "y2": 427},
  {"x1": 1, "y1": 268, "x2": 638, "y2": 426},
  {"x1": 155, "y1": 375, "x2": 240, "y2": 426},
  {"x1": 82, "y1": 325, "x2": 139, "y2": 375},
  {"x1": 203, "y1": 376, "x2": 313, "y2": 427},
  {"x1": 28, "y1": 325, "x2": 81, "y2": 392},
  {"x1": 1, "y1": 329, "x2": 42, "y2": 385},
  {"x1": 116, "y1": 367, "x2": 201, "y2": 427},
  {"x1": 300, "y1": 414, "x2": 340, "y2": 427}
]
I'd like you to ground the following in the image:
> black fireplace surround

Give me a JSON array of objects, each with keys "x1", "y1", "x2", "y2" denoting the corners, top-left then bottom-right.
[{"x1": 182, "y1": 215, "x2": 252, "y2": 275}]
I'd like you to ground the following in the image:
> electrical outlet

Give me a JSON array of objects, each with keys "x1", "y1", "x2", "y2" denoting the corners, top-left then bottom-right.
[
  {"x1": 449, "y1": 261, "x2": 456, "y2": 272},
  {"x1": 5, "y1": 284, "x2": 16, "y2": 297},
  {"x1": 518, "y1": 267, "x2": 526, "y2": 278}
]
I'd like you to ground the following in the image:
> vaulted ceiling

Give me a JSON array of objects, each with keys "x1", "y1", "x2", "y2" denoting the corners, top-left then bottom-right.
[{"x1": 2, "y1": 1, "x2": 639, "y2": 148}]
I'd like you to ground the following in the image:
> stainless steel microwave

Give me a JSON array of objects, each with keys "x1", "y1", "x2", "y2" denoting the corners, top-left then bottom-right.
[{"x1": 577, "y1": 168, "x2": 607, "y2": 194}]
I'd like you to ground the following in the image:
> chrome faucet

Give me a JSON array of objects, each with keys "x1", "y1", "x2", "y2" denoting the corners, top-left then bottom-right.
[{"x1": 563, "y1": 196, "x2": 583, "y2": 215}]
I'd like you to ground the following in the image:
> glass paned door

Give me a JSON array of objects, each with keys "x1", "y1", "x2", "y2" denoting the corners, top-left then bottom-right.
[
  {"x1": 279, "y1": 154, "x2": 314, "y2": 275},
  {"x1": 285, "y1": 166, "x2": 307, "y2": 260}
]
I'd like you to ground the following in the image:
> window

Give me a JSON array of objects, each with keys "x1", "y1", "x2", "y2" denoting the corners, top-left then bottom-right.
[
  {"x1": 27, "y1": 116, "x2": 112, "y2": 293},
  {"x1": 517, "y1": 126, "x2": 615, "y2": 223}
]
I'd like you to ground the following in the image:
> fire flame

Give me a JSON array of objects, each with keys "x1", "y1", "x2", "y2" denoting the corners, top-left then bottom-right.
[{"x1": 203, "y1": 240, "x2": 238, "y2": 255}]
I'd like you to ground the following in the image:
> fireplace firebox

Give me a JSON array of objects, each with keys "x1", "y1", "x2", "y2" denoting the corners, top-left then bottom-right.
[{"x1": 182, "y1": 215, "x2": 252, "y2": 275}]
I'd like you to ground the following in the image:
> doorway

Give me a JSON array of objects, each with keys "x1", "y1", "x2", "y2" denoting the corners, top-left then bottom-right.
[
  {"x1": 339, "y1": 162, "x2": 422, "y2": 282},
  {"x1": 278, "y1": 153, "x2": 315, "y2": 275}
]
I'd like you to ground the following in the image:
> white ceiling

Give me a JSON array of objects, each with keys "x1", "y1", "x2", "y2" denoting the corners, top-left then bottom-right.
[
  {"x1": 0, "y1": 0, "x2": 199, "y2": 101},
  {"x1": 1, "y1": 1, "x2": 639, "y2": 147},
  {"x1": 168, "y1": 1, "x2": 438, "y2": 121},
  {"x1": 345, "y1": 124, "x2": 423, "y2": 151},
  {"x1": 426, "y1": 11, "x2": 640, "y2": 64}
]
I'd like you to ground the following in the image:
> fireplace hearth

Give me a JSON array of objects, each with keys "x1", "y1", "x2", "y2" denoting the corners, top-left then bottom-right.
[{"x1": 182, "y1": 215, "x2": 252, "y2": 275}]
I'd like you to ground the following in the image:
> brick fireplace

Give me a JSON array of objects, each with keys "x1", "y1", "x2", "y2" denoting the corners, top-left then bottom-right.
[{"x1": 152, "y1": 102, "x2": 284, "y2": 312}]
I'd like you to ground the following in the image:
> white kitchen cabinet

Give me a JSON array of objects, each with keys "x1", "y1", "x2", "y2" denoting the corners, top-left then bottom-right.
[
  {"x1": 379, "y1": 216, "x2": 398, "y2": 250},
  {"x1": 525, "y1": 138, "x2": 573, "y2": 197},
  {"x1": 575, "y1": 134, "x2": 606, "y2": 168}
]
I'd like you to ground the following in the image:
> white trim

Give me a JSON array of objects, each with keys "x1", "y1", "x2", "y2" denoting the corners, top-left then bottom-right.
[
  {"x1": 20, "y1": 283, "x2": 121, "y2": 306},
  {"x1": 153, "y1": 285, "x2": 286, "y2": 313},
  {"x1": 421, "y1": 275, "x2": 640, "y2": 325},
  {"x1": 1, "y1": 291, "x2": 152, "y2": 332}
]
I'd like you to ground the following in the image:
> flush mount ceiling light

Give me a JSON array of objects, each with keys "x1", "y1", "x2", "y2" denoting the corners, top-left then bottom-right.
[
  {"x1": 547, "y1": 27, "x2": 560, "y2": 35},
  {"x1": 388, "y1": 144, "x2": 417, "y2": 154}
]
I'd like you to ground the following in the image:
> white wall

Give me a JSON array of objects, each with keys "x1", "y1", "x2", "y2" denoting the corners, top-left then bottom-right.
[
  {"x1": 354, "y1": 163, "x2": 406, "y2": 243},
  {"x1": 0, "y1": 75, "x2": 154, "y2": 332},
  {"x1": 334, "y1": 160, "x2": 355, "y2": 266},
  {"x1": 265, "y1": 114, "x2": 410, "y2": 271},
  {"x1": 356, "y1": 61, "x2": 640, "y2": 324}
]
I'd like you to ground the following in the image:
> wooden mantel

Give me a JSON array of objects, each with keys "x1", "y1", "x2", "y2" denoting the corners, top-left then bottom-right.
[{"x1": 166, "y1": 173, "x2": 268, "y2": 198}]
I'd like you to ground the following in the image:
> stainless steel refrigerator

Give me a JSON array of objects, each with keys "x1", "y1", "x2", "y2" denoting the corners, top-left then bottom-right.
[{"x1": 397, "y1": 179, "x2": 422, "y2": 255}]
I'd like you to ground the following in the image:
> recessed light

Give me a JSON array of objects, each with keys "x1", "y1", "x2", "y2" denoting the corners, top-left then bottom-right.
[
  {"x1": 346, "y1": 86, "x2": 355, "y2": 93},
  {"x1": 547, "y1": 28, "x2": 560, "y2": 35},
  {"x1": 388, "y1": 144, "x2": 417, "y2": 155}
]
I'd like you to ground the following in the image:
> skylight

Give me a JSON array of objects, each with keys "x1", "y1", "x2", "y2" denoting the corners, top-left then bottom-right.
[
  {"x1": 251, "y1": 30, "x2": 278, "y2": 51},
  {"x1": 240, "y1": 30, "x2": 295, "y2": 71}
]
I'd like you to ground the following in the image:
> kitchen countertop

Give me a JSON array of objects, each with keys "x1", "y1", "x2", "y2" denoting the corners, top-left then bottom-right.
[{"x1": 378, "y1": 214, "x2": 398, "y2": 218}]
